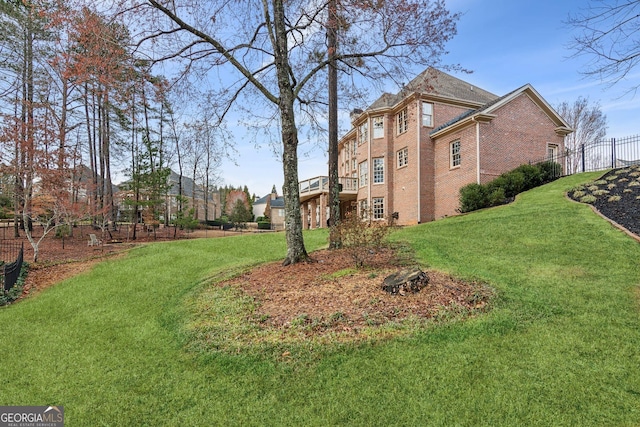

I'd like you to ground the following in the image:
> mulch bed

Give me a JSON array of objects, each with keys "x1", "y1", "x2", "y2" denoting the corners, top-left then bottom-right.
[
  {"x1": 221, "y1": 247, "x2": 493, "y2": 333},
  {"x1": 568, "y1": 165, "x2": 640, "y2": 237}
]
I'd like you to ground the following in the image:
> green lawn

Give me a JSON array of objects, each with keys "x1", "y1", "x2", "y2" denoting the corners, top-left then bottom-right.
[{"x1": 1, "y1": 172, "x2": 640, "y2": 426}]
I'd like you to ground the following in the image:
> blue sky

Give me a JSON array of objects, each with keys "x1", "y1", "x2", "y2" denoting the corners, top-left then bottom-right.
[{"x1": 221, "y1": 0, "x2": 640, "y2": 198}]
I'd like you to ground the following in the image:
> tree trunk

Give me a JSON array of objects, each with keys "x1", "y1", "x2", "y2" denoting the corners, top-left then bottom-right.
[
  {"x1": 273, "y1": 0, "x2": 308, "y2": 265},
  {"x1": 327, "y1": 0, "x2": 341, "y2": 249}
]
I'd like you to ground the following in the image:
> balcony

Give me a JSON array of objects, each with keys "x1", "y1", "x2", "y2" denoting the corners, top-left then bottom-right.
[{"x1": 298, "y1": 176, "x2": 358, "y2": 203}]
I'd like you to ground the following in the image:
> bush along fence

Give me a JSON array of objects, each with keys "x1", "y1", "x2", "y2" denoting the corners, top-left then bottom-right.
[{"x1": 1, "y1": 241, "x2": 25, "y2": 305}]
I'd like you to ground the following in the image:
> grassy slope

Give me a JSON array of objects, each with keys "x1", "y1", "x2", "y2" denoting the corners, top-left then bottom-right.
[{"x1": 1, "y1": 172, "x2": 639, "y2": 426}]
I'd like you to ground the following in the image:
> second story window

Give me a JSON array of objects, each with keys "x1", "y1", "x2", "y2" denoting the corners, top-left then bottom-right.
[
  {"x1": 358, "y1": 122, "x2": 368, "y2": 145},
  {"x1": 397, "y1": 108, "x2": 408, "y2": 134},
  {"x1": 373, "y1": 116, "x2": 384, "y2": 138},
  {"x1": 450, "y1": 140, "x2": 461, "y2": 168},
  {"x1": 422, "y1": 102, "x2": 433, "y2": 127}
]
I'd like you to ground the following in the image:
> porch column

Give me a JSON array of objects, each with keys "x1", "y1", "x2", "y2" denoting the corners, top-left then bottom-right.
[
  {"x1": 301, "y1": 203, "x2": 309, "y2": 230},
  {"x1": 319, "y1": 193, "x2": 327, "y2": 228},
  {"x1": 309, "y1": 199, "x2": 317, "y2": 229}
]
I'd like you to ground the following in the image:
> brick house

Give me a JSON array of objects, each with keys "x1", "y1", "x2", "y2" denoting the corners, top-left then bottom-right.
[
  {"x1": 299, "y1": 68, "x2": 572, "y2": 228},
  {"x1": 252, "y1": 186, "x2": 286, "y2": 230}
]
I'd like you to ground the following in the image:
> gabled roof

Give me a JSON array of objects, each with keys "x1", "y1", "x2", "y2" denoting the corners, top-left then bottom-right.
[
  {"x1": 254, "y1": 194, "x2": 270, "y2": 205},
  {"x1": 367, "y1": 68, "x2": 498, "y2": 111},
  {"x1": 430, "y1": 84, "x2": 573, "y2": 139},
  {"x1": 270, "y1": 197, "x2": 285, "y2": 209}
]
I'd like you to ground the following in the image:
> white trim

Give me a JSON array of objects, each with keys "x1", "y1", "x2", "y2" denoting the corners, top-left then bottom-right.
[
  {"x1": 367, "y1": 116, "x2": 372, "y2": 204},
  {"x1": 476, "y1": 121, "x2": 481, "y2": 184},
  {"x1": 417, "y1": 99, "x2": 421, "y2": 223}
]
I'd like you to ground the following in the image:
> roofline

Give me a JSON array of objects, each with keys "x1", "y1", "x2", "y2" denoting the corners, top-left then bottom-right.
[
  {"x1": 349, "y1": 91, "x2": 488, "y2": 125},
  {"x1": 485, "y1": 84, "x2": 572, "y2": 129},
  {"x1": 430, "y1": 84, "x2": 573, "y2": 139},
  {"x1": 429, "y1": 113, "x2": 497, "y2": 139}
]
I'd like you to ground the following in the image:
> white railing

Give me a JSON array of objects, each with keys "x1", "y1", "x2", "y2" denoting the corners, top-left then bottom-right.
[{"x1": 299, "y1": 176, "x2": 358, "y2": 195}]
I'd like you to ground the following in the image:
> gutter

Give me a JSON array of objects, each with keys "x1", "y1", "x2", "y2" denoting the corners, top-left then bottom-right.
[{"x1": 417, "y1": 99, "x2": 421, "y2": 223}]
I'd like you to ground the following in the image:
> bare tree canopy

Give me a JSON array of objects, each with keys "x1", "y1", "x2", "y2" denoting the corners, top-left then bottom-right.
[
  {"x1": 556, "y1": 96, "x2": 608, "y2": 174},
  {"x1": 567, "y1": 0, "x2": 640, "y2": 93},
  {"x1": 122, "y1": 0, "x2": 460, "y2": 265}
]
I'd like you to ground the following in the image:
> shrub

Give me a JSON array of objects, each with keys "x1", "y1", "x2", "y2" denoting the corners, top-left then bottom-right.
[
  {"x1": 0, "y1": 262, "x2": 28, "y2": 307},
  {"x1": 513, "y1": 164, "x2": 544, "y2": 190},
  {"x1": 458, "y1": 161, "x2": 562, "y2": 214},
  {"x1": 537, "y1": 161, "x2": 563, "y2": 182},
  {"x1": 257, "y1": 221, "x2": 271, "y2": 230},
  {"x1": 459, "y1": 183, "x2": 489, "y2": 213},
  {"x1": 334, "y1": 210, "x2": 392, "y2": 268},
  {"x1": 487, "y1": 186, "x2": 506, "y2": 206},
  {"x1": 490, "y1": 170, "x2": 525, "y2": 198}
]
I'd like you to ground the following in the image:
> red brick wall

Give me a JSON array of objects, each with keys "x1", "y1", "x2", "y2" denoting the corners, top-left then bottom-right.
[
  {"x1": 479, "y1": 93, "x2": 565, "y2": 182},
  {"x1": 432, "y1": 93, "x2": 566, "y2": 218},
  {"x1": 333, "y1": 91, "x2": 565, "y2": 224},
  {"x1": 433, "y1": 125, "x2": 479, "y2": 219}
]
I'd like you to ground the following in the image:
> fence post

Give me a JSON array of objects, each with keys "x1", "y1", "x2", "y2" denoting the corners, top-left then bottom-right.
[{"x1": 611, "y1": 137, "x2": 616, "y2": 169}]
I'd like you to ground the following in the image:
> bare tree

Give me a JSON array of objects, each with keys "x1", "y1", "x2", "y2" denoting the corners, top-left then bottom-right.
[
  {"x1": 556, "y1": 97, "x2": 608, "y2": 174},
  {"x1": 124, "y1": 0, "x2": 459, "y2": 265},
  {"x1": 567, "y1": 1, "x2": 640, "y2": 93}
]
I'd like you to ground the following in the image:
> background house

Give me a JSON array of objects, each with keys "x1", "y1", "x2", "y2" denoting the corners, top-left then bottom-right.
[
  {"x1": 253, "y1": 185, "x2": 285, "y2": 230},
  {"x1": 116, "y1": 170, "x2": 220, "y2": 224},
  {"x1": 299, "y1": 68, "x2": 571, "y2": 228}
]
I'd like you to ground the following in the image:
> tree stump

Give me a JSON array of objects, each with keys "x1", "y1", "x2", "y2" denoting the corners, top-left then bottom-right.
[{"x1": 381, "y1": 268, "x2": 429, "y2": 296}]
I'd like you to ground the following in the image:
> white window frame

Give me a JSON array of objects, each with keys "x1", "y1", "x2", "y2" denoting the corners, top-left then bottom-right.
[
  {"x1": 422, "y1": 102, "x2": 434, "y2": 127},
  {"x1": 397, "y1": 108, "x2": 408, "y2": 134},
  {"x1": 359, "y1": 160, "x2": 368, "y2": 187},
  {"x1": 397, "y1": 147, "x2": 408, "y2": 168},
  {"x1": 373, "y1": 116, "x2": 384, "y2": 139},
  {"x1": 372, "y1": 197, "x2": 384, "y2": 220},
  {"x1": 547, "y1": 144, "x2": 558, "y2": 163},
  {"x1": 373, "y1": 157, "x2": 384, "y2": 184},
  {"x1": 450, "y1": 140, "x2": 461, "y2": 168},
  {"x1": 359, "y1": 199, "x2": 368, "y2": 219},
  {"x1": 358, "y1": 122, "x2": 368, "y2": 145}
]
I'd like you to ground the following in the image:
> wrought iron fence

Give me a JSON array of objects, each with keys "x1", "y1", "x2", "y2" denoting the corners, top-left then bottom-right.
[
  {"x1": 1, "y1": 241, "x2": 24, "y2": 292},
  {"x1": 529, "y1": 135, "x2": 640, "y2": 176}
]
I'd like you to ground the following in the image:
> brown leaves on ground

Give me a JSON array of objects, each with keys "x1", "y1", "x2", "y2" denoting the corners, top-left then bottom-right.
[{"x1": 221, "y1": 247, "x2": 493, "y2": 335}]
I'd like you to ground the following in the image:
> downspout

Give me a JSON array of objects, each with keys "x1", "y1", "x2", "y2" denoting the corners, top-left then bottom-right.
[
  {"x1": 417, "y1": 99, "x2": 421, "y2": 223},
  {"x1": 475, "y1": 119, "x2": 481, "y2": 184},
  {"x1": 367, "y1": 115, "x2": 372, "y2": 205}
]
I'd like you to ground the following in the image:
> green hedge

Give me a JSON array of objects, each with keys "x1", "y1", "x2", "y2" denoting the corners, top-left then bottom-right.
[
  {"x1": 257, "y1": 221, "x2": 271, "y2": 230},
  {"x1": 459, "y1": 162, "x2": 562, "y2": 213}
]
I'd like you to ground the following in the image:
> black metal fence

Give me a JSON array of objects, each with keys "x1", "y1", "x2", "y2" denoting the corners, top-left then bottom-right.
[
  {"x1": 530, "y1": 135, "x2": 640, "y2": 177},
  {"x1": 1, "y1": 241, "x2": 24, "y2": 292}
]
